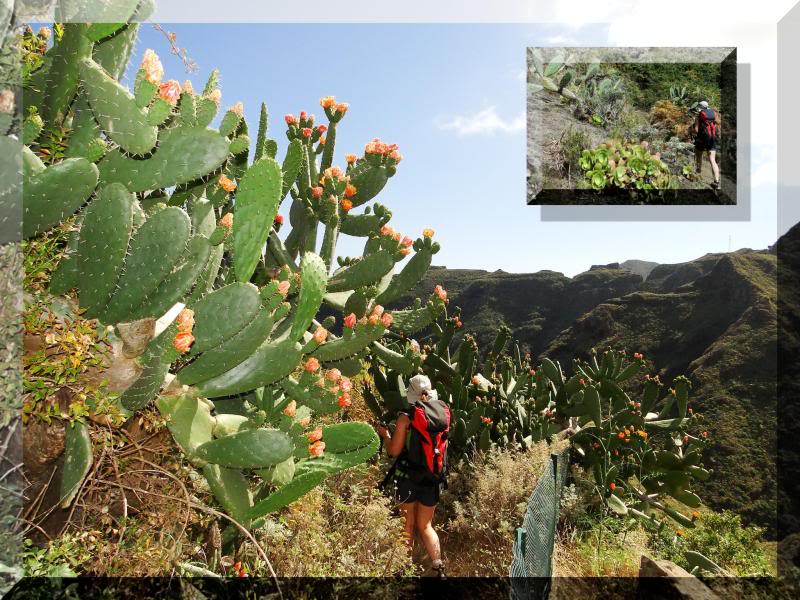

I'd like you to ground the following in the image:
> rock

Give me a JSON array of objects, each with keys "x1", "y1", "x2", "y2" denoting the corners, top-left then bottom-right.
[{"x1": 637, "y1": 555, "x2": 720, "y2": 600}]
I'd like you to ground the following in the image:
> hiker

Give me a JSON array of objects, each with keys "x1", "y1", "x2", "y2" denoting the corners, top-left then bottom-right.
[
  {"x1": 377, "y1": 374, "x2": 450, "y2": 577},
  {"x1": 692, "y1": 100, "x2": 721, "y2": 188}
]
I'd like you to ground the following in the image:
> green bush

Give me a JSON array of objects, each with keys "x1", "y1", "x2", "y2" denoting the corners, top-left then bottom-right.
[
  {"x1": 613, "y1": 63, "x2": 721, "y2": 112},
  {"x1": 648, "y1": 510, "x2": 775, "y2": 576}
]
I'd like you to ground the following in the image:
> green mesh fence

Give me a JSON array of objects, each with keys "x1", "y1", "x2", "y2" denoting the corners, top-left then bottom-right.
[{"x1": 509, "y1": 448, "x2": 571, "y2": 600}]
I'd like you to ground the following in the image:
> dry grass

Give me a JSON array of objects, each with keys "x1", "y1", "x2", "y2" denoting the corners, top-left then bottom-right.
[
  {"x1": 244, "y1": 465, "x2": 414, "y2": 577},
  {"x1": 439, "y1": 441, "x2": 557, "y2": 577}
]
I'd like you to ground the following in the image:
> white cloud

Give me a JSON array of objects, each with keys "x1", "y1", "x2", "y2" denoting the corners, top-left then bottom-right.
[{"x1": 436, "y1": 106, "x2": 525, "y2": 136}]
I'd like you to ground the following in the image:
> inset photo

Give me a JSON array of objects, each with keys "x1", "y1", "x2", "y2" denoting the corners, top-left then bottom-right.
[{"x1": 527, "y1": 47, "x2": 737, "y2": 206}]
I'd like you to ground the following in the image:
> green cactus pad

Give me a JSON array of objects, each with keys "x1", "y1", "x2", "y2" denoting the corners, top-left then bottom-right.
[
  {"x1": 322, "y1": 357, "x2": 363, "y2": 378},
  {"x1": 348, "y1": 161, "x2": 390, "y2": 207},
  {"x1": 233, "y1": 157, "x2": 282, "y2": 282},
  {"x1": 326, "y1": 250, "x2": 395, "y2": 293},
  {"x1": 390, "y1": 305, "x2": 436, "y2": 335},
  {"x1": 195, "y1": 97, "x2": 219, "y2": 128},
  {"x1": 278, "y1": 377, "x2": 338, "y2": 415},
  {"x1": 195, "y1": 338, "x2": 303, "y2": 398},
  {"x1": 311, "y1": 322, "x2": 385, "y2": 362},
  {"x1": 194, "y1": 428, "x2": 294, "y2": 469},
  {"x1": 59, "y1": 421, "x2": 93, "y2": 508},
  {"x1": 23, "y1": 158, "x2": 99, "y2": 239},
  {"x1": 255, "y1": 456, "x2": 295, "y2": 487},
  {"x1": 22, "y1": 145, "x2": 44, "y2": 177},
  {"x1": 212, "y1": 414, "x2": 252, "y2": 437},
  {"x1": 42, "y1": 24, "x2": 92, "y2": 125},
  {"x1": 375, "y1": 246, "x2": 433, "y2": 305},
  {"x1": 79, "y1": 58, "x2": 159, "y2": 155},
  {"x1": 64, "y1": 96, "x2": 102, "y2": 161},
  {"x1": 177, "y1": 308, "x2": 274, "y2": 386},
  {"x1": 203, "y1": 464, "x2": 254, "y2": 524},
  {"x1": 281, "y1": 139, "x2": 304, "y2": 198},
  {"x1": 296, "y1": 422, "x2": 379, "y2": 476},
  {"x1": 92, "y1": 22, "x2": 139, "y2": 79},
  {"x1": 372, "y1": 341, "x2": 414, "y2": 375},
  {"x1": 127, "y1": 235, "x2": 212, "y2": 321},
  {"x1": 339, "y1": 213, "x2": 385, "y2": 237},
  {"x1": 156, "y1": 393, "x2": 215, "y2": 456},
  {"x1": 248, "y1": 470, "x2": 327, "y2": 520},
  {"x1": 254, "y1": 102, "x2": 269, "y2": 160},
  {"x1": 99, "y1": 207, "x2": 191, "y2": 324},
  {"x1": 86, "y1": 22, "x2": 130, "y2": 43},
  {"x1": 289, "y1": 253, "x2": 327, "y2": 342},
  {"x1": 119, "y1": 333, "x2": 171, "y2": 411},
  {"x1": 98, "y1": 127, "x2": 230, "y2": 192},
  {"x1": 49, "y1": 220, "x2": 82, "y2": 295},
  {"x1": 189, "y1": 283, "x2": 262, "y2": 354},
  {"x1": 76, "y1": 184, "x2": 135, "y2": 317}
]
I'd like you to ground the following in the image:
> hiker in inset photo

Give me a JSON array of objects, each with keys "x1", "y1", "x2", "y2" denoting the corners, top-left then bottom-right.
[
  {"x1": 377, "y1": 374, "x2": 450, "y2": 577},
  {"x1": 692, "y1": 100, "x2": 721, "y2": 189}
]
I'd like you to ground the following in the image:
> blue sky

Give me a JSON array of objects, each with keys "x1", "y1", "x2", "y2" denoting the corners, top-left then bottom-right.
[{"x1": 130, "y1": 23, "x2": 781, "y2": 276}]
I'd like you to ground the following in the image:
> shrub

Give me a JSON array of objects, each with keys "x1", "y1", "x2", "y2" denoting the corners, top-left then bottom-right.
[
  {"x1": 650, "y1": 100, "x2": 694, "y2": 141},
  {"x1": 647, "y1": 510, "x2": 775, "y2": 576},
  {"x1": 246, "y1": 466, "x2": 414, "y2": 577},
  {"x1": 439, "y1": 441, "x2": 554, "y2": 576},
  {"x1": 561, "y1": 127, "x2": 592, "y2": 177}
]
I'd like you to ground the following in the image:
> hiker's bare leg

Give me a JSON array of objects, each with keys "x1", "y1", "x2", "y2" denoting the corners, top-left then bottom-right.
[
  {"x1": 694, "y1": 148, "x2": 703, "y2": 174},
  {"x1": 708, "y1": 150, "x2": 720, "y2": 183},
  {"x1": 415, "y1": 503, "x2": 442, "y2": 563},
  {"x1": 400, "y1": 502, "x2": 416, "y2": 551}
]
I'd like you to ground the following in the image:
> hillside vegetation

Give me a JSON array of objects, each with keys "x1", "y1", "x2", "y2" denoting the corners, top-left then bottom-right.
[{"x1": 399, "y1": 245, "x2": 778, "y2": 537}]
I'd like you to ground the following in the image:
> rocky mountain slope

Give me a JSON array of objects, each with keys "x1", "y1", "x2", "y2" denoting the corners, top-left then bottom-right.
[{"x1": 396, "y1": 245, "x2": 779, "y2": 536}]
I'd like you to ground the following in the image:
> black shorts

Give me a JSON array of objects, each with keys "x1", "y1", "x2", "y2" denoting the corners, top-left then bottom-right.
[
  {"x1": 695, "y1": 137, "x2": 718, "y2": 152},
  {"x1": 395, "y1": 476, "x2": 440, "y2": 507}
]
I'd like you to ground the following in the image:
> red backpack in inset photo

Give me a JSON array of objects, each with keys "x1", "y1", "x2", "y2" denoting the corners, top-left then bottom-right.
[{"x1": 698, "y1": 108, "x2": 718, "y2": 145}]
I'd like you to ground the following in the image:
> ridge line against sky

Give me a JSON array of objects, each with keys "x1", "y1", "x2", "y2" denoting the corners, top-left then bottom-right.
[{"x1": 127, "y1": 16, "x2": 785, "y2": 277}]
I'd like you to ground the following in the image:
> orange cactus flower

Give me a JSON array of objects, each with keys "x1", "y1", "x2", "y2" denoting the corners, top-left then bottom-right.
[
  {"x1": 339, "y1": 377, "x2": 353, "y2": 393},
  {"x1": 344, "y1": 184, "x2": 357, "y2": 198},
  {"x1": 313, "y1": 326, "x2": 328, "y2": 344},
  {"x1": 343, "y1": 313, "x2": 357, "y2": 328},
  {"x1": 219, "y1": 212, "x2": 233, "y2": 229},
  {"x1": 282, "y1": 400, "x2": 297, "y2": 417},
  {"x1": 433, "y1": 285, "x2": 448, "y2": 302},
  {"x1": 381, "y1": 312, "x2": 393, "y2": 327},
  {"x1": 277, "y1": 280, "x2": 290, "y2": 297},
  {"x1": 334, "y1": 102, "x2": 349, "y2": 115},
  {"x1": 308, "y1": 441, "x2": 326, "y2": 457},
  {"x1": 341, "y1": 199, "x2": 353, "y2": 212},
  {"x1": 306, "y1": 428, "x2": 323, "y2": 443},
  {"x1": 320, "y1": 96, "x2": 335, "y2": 109},
  {"x1": 422, "y1": 228, "x2": 435, "y2": 238},
  {"x1": 618, "y1": 431, "x2": 625, "y2": 439},
  {"x1": 338, "y1": 393, "x2": 351, "y2": 408},
  {"x1": 176, "y1": 308, "x2": 195, "y2": 333},
  {"x1": 304, "y1": 357, "x2": 320, "y2": 373},
  {"x1": 173, "y1": 331, "x2": 194, "y2": 353},
  {"x1": 140, "y1": 49, "x2": 164, "y2": 84},
  {"x1": 325, "y1": 368, "x2": 342, "y2": 383},
  {"x1": 609, "y1": 482, "x2": 616, "y2": 491},
  {"x1": 345, "y1": 153, "x2": 357, "y2": 164},
  {"x1": 218, "y1": 175, "x2": 237, "y2": 193},
  {"x1": 158, "y1": 80, "x2": 181, "y2": 106}
]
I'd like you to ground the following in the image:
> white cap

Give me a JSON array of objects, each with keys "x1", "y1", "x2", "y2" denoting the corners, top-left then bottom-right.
[
  {"x1": 699, "y1": 100, "x2": 709, "y2": 109},
  {"x1": 407, "y1": 374, "x2": 437, "y2": 403}
]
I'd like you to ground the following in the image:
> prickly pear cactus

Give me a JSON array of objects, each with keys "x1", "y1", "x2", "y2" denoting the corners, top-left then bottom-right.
[
  {"x1": 23, "y1": 16, "x2": 443, "y2": 530},
  {"x1": 367, "y1": 299, "x2": 711, "y2": 530}
]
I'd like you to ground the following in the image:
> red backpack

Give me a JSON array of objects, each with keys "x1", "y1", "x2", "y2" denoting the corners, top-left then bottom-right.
[
  {"x1": 403, "y1": 399, "x2": 451, "y2": 485},
  {"x1": 698, "y1": 108, "x2": 717, "y2": 143}
]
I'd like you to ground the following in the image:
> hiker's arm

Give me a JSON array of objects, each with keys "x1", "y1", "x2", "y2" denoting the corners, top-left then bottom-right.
[{"x1": 380, "y1": 414, "x2": 410, "y2": 457}]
